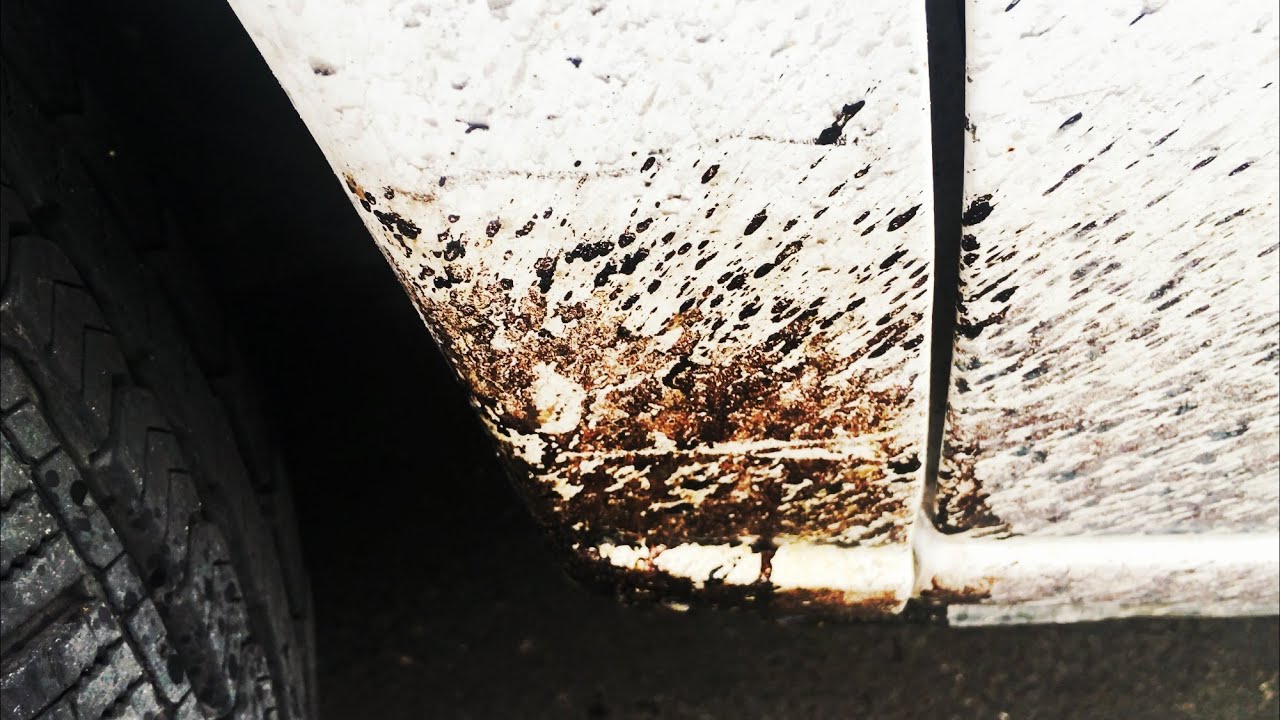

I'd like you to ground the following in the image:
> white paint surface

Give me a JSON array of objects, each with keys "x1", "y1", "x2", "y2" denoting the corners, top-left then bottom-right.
[
  {"x1": 227, "y1": 0, "x2": 1279, "y2": 620},
  {"x1": 916, "y1": 527, "x2": 1280, "y2": 624},
  {"x1": 597, "y1": 538, "x2": 911, "y2": 607},
  {"x1": 924, "y1": 0, "x2": 1279, "y2": 620},
  {"x1": 942, "y1": 0, "x2": 1279, "y2": 537},
  {"x1": 228, "y1": 0, "x2": 935, "y2": 611}
]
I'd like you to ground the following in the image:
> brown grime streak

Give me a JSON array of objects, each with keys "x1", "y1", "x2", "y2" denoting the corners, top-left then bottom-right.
[{"x1": 410, "y1": 273, "x2": 919, "y2": 552}]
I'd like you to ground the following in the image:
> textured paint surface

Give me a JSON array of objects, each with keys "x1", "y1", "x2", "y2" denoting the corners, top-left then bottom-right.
[
  {"x1": 229, "y1": 0, "x2": 934, "y2": 609},
  {"x1": 941, "y1": 0, "x2": 1280, "y2": 538},
  {"x1": 228, "y1": 0, "x2": 1279, "y2": 620},
  {"x1": 916, "y1": 527, "x2": 1279, "y2": 624}
]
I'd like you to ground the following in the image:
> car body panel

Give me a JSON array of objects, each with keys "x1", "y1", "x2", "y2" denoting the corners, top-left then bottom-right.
[
  {"x1": 228, "y1": 0, "x2": 1280, "y2": 621},
  {"x1": 229, "y1": 0, "x2": 937, "y2": 613},
  {"x1": 925, "y1": 0, "x2": 1280, "y2": 622}
]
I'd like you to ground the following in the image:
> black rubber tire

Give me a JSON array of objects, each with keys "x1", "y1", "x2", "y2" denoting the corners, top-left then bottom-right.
[{"x1": 0, "y1": 3, "x2": 314, "y2": 719}]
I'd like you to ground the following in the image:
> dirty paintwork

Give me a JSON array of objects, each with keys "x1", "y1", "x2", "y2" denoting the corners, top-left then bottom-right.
[
  {"x1": 917, "y1": 529, "x2": 1280, "y2": 625},
  {"x1": 943, "y1": 0, "x2": 1279, "y2": 536},
  {"x1": 230, "y1": 1, "x2": 935, "y2": 610},
  {"x1": 930, "y1": 0, "x2": 1280, "y2": 619},
  {"x1": 228, "y1": 0, "x2": 1279, "y2": 621}
]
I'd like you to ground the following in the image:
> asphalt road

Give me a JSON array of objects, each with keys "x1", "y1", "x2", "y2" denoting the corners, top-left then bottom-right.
[{"x1": 55, "y1": 2, "x2": 1280, "y2": 716}]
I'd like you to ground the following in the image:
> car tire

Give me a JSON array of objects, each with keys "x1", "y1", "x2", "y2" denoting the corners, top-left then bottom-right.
[{"x1": 0, "y1": 5, "x2": 315, "y2": 719}]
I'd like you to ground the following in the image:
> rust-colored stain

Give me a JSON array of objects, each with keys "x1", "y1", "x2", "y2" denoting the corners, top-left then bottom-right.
[
  {"x1": 917, "y1": 576, "x2": 996, "y2": 605},
  {"x1": 935, "y1": 411, "x2": 1009, "y2": 536},
  {"x1": 559, "y1": 551, "x2": 905, "y2": 620},
  {"x1": 339, "y1": 131, "x2": 930, "y2": 609},
  {"x1": 426, "y1": 277, "x2": 918, "y2": 551}
]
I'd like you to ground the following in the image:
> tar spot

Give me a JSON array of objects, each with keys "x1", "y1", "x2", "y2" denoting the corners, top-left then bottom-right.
[
  {"x1": 700, "y1": 164, "x2": 720, "y2": 184},
  {"x1": 854, "y1": 164, "x2": 871, "y2": 178},
  {"x1": 776, "y1": 240, "x2": 802, "y2": 263},
  {"x1": 566, "y1": 240, "x2": 615, "y2": 263},
  {"x1": 992, "y1": 286, "x2": 1017, "y2": 303},
  {"x1": 879, "y1": 249, "x2": 909, "y2": 270},
  {"x1": 887, "y1": 205, "x2": 921, "y2": 232},
  {"x1": 1043, "y1": 164, "x2": 1085, "y2": 195},
  {"x1": 815, "y1": 100, "x2": 865, "y2": 145},
  {"x1": 594, "y1": 262, "x2": 619, "y2": 287},
  {"x1": 533, "y1": 256, "x2": 558, "y2": 293},
  {"x1": 1229, "y1": 161, "x2": 1253, "y2": 176},
  {"x1": 464, "y1": 122, "x2": 490, "y2": 134},
  {"x1": 641, "y1": 156, "x2": 656, "y2": 172},
  {"x1": 744, "y1": 209, "x2": 768, "y2": 235},
  {"x1": 1214, "y1": 208, "x2": 1249, "y2": 226},
  {"x1": 372, "y1": 210, "x2": 422, "y2": 239},
  {"x1": 486, "y1": 219, "x2": 501, "y2": 237},
  {"x1": 1147, "y1": 279, "x2": 1178, "y2": 301},
  {"x1": 783, "y1": 219, "x2": 798, "y2": 231},
  {"x1": 620, "y1": 248, "x2": 650, "y2": 274},
  {"x1": 431, "y1": 267, "x2": 463, "y2": 289},
  {"x1": 568, "y1": 56, "x2": 582, "y2": 67},
  {"x1": 854, "y1": 210, "x2": 870, "y2": 225},
  {"x1": 1058, "y1": 112, "x2": 1083, "y2": 130},
  {"x1": 514, "y1": 220, "x2": 535, "y2": 237},
  {"x1": 1192, "y1": 155, "x2": 1216, "y2": 170},
  {"x1": 888, "y1": 455, "x2": 921, "y2": 474},
  {"x1": 961, "y1": 195, "x2": 995, "y2": 226},
  {"x1": 636, "y1": 218, "x2": 653, "y2": 233}
]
